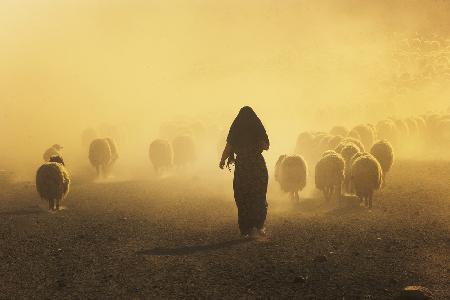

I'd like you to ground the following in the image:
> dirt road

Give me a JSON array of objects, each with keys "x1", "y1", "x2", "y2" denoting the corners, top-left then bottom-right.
[{"x1": 0, "y1": 160, "x2": 449, "y2": 299}]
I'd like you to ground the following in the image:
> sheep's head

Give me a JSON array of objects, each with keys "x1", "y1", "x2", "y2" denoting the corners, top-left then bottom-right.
[
  {"x1": 52, "y1": 144, "x2": 63, "y2": 151},
  {"x1": 49, "y1": 155, "x2": 65, "y2": 166}
]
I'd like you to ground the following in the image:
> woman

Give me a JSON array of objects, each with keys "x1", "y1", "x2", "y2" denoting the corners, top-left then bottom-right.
[{"x1": 219, "y1": 106, "x2": 270, "y2": 238}]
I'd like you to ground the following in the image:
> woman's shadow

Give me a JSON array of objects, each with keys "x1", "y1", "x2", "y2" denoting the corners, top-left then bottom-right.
[{"x1": 137, "y1": 238, "x2": 251, "y2": 256}]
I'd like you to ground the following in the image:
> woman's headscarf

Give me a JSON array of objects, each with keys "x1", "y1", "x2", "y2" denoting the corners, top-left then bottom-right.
[{"x1": 226, "y1": 106, "x2": 269, "y2": 152}]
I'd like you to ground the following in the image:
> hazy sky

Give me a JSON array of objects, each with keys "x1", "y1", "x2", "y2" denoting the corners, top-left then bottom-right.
[{"x1": 1, "y1": 0, "x2": 449, "y2": 176}]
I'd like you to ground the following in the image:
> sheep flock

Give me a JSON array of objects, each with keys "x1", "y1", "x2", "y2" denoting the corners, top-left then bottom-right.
[
  {"x1": 0, "y1": 107, "x2": 440, "y2": 212},
  {"x1": 275, "y1": 111, "x2": 449, "y2": 208}
]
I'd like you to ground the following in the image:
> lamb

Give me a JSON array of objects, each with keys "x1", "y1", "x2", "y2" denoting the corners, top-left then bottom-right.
[
  {"x1": 376, "y1": 119, "x2": 399, "y2": 146},
  {"x1": 274, "y1": 155, "x2": 307, "y2": 202},
  {"x1": 172, "y1": 135, "x2": 196, "y2": 166},
  {"x1": 36, "y1": 155, "x2": 70, "y2": 211},
  {"x1": 43, "y1": 144, "x2": 63, "y2": 162},
  {"x1": 370, "y1": 140, "x2": 394, "y2": 184},
  {"x1": 351, "y1": 153, "x2": 383, "y2": 208},
  {"x1": 89, "y1": 138, "x2": 118, "y2": 178},
  {"x1": 149, "y1": 139, "x2": 172, "y2": 174},
  {"x1": 315, "y1": 151, "x2": 345, "y2": 201}
]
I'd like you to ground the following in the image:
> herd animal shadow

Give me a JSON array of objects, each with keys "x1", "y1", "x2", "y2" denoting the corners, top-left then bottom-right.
[{"x1": 138, "y1": 238, "x2": 250, "y2": 256}]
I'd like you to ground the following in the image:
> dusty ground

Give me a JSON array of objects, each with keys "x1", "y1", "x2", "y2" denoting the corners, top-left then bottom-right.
[{"x1": 0, "y1": 160, "x2": 449, "y2": 299}]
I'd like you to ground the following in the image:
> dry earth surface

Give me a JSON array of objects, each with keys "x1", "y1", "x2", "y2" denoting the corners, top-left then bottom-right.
[{"x1": 0, "y1": 160, "x2": 449, "y2": 299}]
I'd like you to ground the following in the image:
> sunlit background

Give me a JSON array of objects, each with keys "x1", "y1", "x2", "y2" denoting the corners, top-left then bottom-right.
[{"x1": 1, "y1": 0, "x2": 450, "y2": 179}]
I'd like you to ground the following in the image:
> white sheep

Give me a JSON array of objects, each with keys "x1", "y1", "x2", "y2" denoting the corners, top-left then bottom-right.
[
  {"x1": 327, "y1": 135, "x2": 344, "y2": 151},
  {"x1": 315, "y1": 151, "x2": 345, "y2": 201},
  {"x1": 274, "y1": 154, "x2": 308, "y2": 202},
  {"x1": 294, "y1": 131, "x2": 317, "y2": 163},
  {"x1": 349, "y1": 124, "x2": 375, "y2": 151},
  {"x1": 149, "y1": 139, "x2": 172, "y2": 174},
  {"x1": 329, "y1": 126, "x2": 349, "y2": 137},
  {"x1": 36, "y1": 155, "x2": 70, "y2": 211},
  {"x1": 376, "y1": 119, "x2": 399, "y2": 146},
  {"x1": 43, "y1": 144, "x2": 63, "y2": 162},
  {"x1": 370, "y1": 140, "x2": 394, "y2": 184},
  {"x1": 89, "y1": 138, "x2": 118, "y2": 178},
  {"x1": 351, "y1": 153, "x2": 382, "y2": 208},
  {"x1": 335, "y1": 137, "x2": 365, "y2": 153}
]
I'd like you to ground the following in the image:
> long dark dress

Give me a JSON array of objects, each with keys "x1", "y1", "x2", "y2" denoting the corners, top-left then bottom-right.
[
  {"x1": 233, "y1": 151, "x2": 268, "y2": 234},
  {"x1": 226, "y1": 107, "x2": 269, "y2": 235}
]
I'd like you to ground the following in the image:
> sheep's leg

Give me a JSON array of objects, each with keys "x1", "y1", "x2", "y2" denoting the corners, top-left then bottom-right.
[
  {"x1": 55, "y1": 198, "x2": 60, "y2": 211},
  {"x1": 102, "y1": 164, "x2": 108, "y2": 178},
  {"x1": 364, "y1": 196, "x2": 368, "y2": 207},
  {"x1": 368, "y1": 191, "x2": 373, "y2": 209},
  {"x1": 295, "y1": 191, "x2": 300, "y2": 202},
  {"x1": 48, "y1": 199, "x2": 54, "y2": 210}
]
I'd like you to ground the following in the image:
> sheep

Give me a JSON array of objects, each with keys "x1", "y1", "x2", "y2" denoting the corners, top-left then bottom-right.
[
  {"x1": 335, "y1": 137, "x2": 365, "y2": 153},
  {"x1": 413, "y1": 116, "x2": 427, "y2": 137},
  {"x1": 339, "y1": 143, "x2": 360, "y2": 194},
  {"x1": 350, "y1": 124, "x2": 375, "y2": 151},
  {"x1": 370, "y1": 140, "x2": 394, "y2": 184},
  {"x1": 160, "y1": 120, "x2": 193, "y2": 142},
  {"x1": 149, "y1": 139, "x2": 172, "y2": 174},
  {"x1": 105, "y1": 138, "x2": 119, "y2": 165},
  {"x1": 366, "y1": 123, "x2": 378, "y2": 140},
  {"x1": 327, "y1": 135, "x2": 344, "y2": 150},
  {"x1": 329, "y1": 126, "x2": 349, "y2": 137},
  {"x1": 404, "y1": 118, "x2": 419, "y2": 138},
  {"x1": 36, "y1": 155, "x2": 70, "y2": 211},
  {"x1": 295, "y1": 131, "x2": 316, "y2": 161},
  {"x1": 393, "y1": 118, "x2": 410, "y2": 139},
  {"x1": 317, "y1": 134, "x2": 334, "y2": 154},
  {"x1": 88, "y1": 138, "x2": 117, "y2": 178},
  {"x1": 315, "y1": 151, "x2": 345, "y2": 201},
  {"x1": 294, "y1": 131, "x2": 317, "y2": 162},
  {"x1": 351, "y1": 153, "x2": 383, "y2": 208},
  {"x1": 172, "y1": 135, "x2": 196, "y2": 166},
  {"x1": 347, "y1": 129, "x2": 361, "y2": 141},
  {"x1": 322, "y1": 150, "x2": 337, "y2": 158},
  {"x1": 274, "y1": 155, "x2": 307, "y2": 202},
  {"x1": 43, "y1": 144, "x2": 63, "y2": 162},
  {"x1": 376, "y1": 119, "x2": 399, "y2": 146}
]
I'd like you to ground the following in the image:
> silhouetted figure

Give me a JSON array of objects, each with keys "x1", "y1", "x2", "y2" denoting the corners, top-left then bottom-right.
[{"x1": 220, "y1": 106, "x2": 270, "y2": 238}]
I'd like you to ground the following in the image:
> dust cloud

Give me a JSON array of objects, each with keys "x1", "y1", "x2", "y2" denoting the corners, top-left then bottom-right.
[{"x1": 1, "y1": 0, "x2": 449, "y2": 180}]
